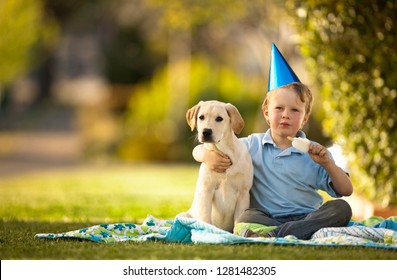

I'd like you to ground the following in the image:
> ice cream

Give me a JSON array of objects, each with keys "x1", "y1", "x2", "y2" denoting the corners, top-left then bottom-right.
[{"x1": 288, "y1": 136, "x2": 310, "y2": 153}]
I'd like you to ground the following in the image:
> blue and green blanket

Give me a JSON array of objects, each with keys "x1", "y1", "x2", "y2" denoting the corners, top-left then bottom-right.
[{"x1": 35, "y1": 215, "x2": 397, "y2": 250}]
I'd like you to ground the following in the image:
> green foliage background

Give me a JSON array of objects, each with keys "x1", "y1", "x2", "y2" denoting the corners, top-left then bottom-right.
[
  {"x1": 0, "y1": 0, "x2": 58, "y2": 85},
  {"x1": 286, "y1": 0, "x2": 397, "y2": 206},
  {"x1": 118, "y1": 55, "x2": 262, "y2": 161}
]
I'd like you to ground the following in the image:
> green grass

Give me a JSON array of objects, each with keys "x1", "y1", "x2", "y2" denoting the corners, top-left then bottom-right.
[
  {"x1": 1, "y1": 163, "x2": 396, "y2": 260},
  {"x1": 0, "y1": 163, "x2": 196, "y2": 223}
]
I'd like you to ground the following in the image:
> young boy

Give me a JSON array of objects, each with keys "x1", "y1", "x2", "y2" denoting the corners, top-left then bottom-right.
[{"x1": 192, "y1": 44, "x2": 353, "y2": 240}]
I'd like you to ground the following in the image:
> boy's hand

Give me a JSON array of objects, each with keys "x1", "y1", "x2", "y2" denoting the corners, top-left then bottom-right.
[
  {"x1": 193, "y1": 144, "x2": 232, "y2": 173},
  {"x1": 205, "y1": 150, "x2": 232, "y2": 173},
  {"x1": 308, "y1": 143, "x2": 332, "y2": 166},
  {"x1": 309, "y1": 143, "x2": 353, "y2": 196}
]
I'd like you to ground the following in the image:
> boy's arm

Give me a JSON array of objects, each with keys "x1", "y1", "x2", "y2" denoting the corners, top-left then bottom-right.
[
  {"x1": 323, "y1": 161, "x2": 353, "y2": 196},
  {"x1": 192, "y1": 144, "x2": 232, "y2": 173},
  {"x1": 309, "y1": 143, "x2": 353, "y2": 196}
]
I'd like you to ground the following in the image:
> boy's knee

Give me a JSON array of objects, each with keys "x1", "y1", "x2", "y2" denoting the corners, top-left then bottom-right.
[
  {"x1": 236, "y1": 208, "x2": 256, "y2": 223},
  {"x1": 327, "y1": 199, "x2": 352, "y2": 222},
  {"x1": 236, "y1": 208, "x2": 271, "y2": 224},
  {"x1": 330, "y1": 199, "x2": 351, "y2": 211}
]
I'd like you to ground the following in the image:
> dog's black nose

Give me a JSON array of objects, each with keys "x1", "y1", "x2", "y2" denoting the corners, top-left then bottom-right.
[{"x1": 202, "y1": 128, "x2": 213, "y2": 140}]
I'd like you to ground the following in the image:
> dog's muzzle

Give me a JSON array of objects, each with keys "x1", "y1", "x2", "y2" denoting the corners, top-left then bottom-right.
[{"x1": 200, "y1": 128, "x2": 213, "y2": 142}]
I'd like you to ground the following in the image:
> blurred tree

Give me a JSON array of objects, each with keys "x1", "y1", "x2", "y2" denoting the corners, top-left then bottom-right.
[
  {"x1": 0, "y1": 0, "x2": 58, "y2": 86},
  {"x1": 103, "y1": 25, "x2": 166, "y2": 84},
  {"x1": 44, "y1": 0, "x2": 97, "y2": 23},
  {"x1": 44, "y1": 0, "x2": 166, "y2": 85},
  {"x1": 286, "y1": 0, "x2": 397, "y2": 207}
]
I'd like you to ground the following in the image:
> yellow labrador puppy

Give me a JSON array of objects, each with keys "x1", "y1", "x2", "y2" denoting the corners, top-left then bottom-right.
[{"x1": 177, "y1": 100, "x2": 253, "y2": 232}]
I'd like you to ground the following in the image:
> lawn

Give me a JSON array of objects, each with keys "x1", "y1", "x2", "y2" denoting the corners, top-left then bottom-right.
[{"x1": 1, "y1": 163, "x2": 396, "y2": 260}]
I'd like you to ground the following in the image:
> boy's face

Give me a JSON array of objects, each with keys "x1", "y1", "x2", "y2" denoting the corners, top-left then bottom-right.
[{"x1": 263, "y1": 87, "x2": 308, "y2": 139}]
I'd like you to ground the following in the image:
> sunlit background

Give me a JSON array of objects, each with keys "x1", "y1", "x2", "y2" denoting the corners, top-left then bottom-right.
[{"x1": 1, "y1": 0, "x2": 396, "y2": 219}]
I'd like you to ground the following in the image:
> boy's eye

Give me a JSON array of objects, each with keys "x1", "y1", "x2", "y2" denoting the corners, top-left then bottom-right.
[
  {"x1": 216, "y1": 116, "x2": 223, "y2": 122},
  {"x1": 199, "y1": 115, "x2": 205, "y2": 120}
]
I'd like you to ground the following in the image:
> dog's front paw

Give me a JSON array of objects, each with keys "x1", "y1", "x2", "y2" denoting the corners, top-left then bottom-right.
[{"x1": 175, "y1": 212, "x2": 192, "y2": 220}]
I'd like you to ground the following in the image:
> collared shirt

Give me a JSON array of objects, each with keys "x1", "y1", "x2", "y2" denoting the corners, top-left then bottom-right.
[{"x1": 240, "y1": 129, "x2": 341, "y2": 218}]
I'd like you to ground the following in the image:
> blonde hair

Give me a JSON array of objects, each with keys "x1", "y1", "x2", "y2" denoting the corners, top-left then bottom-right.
[{"x1": 262, "y1": 82, "x2": 313, "y2": 117}]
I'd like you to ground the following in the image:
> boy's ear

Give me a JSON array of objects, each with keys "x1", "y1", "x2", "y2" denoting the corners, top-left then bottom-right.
[
  {"x1": 263, "y1": 108, "x2": 270, "y2": 124},
  {"x1": 301, "y1": 114, "x2": 309, "y2": 128}
]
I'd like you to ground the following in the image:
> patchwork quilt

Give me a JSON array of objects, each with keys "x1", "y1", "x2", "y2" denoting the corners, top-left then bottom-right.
[{"x1": 35, "y1": 215, "x2": 397, "y2": 250}]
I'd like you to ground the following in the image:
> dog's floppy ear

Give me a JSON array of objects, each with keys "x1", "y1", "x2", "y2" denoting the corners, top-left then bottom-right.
[
  {"x1": 186, "y1": 102, "x2": 202, "y2": 131},
  {"x1": 225, "y1": 103, "x2": 245, "y2": 134}
]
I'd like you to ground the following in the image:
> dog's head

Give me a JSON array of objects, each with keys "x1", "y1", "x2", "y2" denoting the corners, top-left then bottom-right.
[{"x1": 186, "y1": 100, "x2": 245, "y2": 143}]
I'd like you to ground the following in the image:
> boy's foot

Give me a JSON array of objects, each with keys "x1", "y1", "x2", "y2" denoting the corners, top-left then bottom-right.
[{"x1": 241, "y1": 228, "x2": 275, "y2": 238}]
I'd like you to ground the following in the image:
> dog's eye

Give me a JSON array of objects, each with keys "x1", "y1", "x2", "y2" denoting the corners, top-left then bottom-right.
[
  {"x1": 216, "y1": 116, "x2": 223, "y2": 122},
  {"x1": 199, "y1": 115, "x2": 205, "y2": 120}
]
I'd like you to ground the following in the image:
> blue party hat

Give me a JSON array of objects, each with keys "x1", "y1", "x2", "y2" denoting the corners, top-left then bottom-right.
[{"x1": 268, "y1": 43, "x2": 301, "y2": 92}]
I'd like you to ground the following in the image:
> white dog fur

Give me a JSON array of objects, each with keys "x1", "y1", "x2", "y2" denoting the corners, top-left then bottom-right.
[{"x1": 176, "y1": 100, "x2": 253, "y2": 232}]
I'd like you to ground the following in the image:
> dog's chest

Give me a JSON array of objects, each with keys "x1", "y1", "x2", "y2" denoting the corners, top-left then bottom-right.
[{"x1": 199, "y1": 163, "x2": 244, "y2": 190}]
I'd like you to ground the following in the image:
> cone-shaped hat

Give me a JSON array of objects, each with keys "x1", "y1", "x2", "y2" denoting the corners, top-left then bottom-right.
[{"x1": 268, "y1": 43, "x2": 301, "y2": 92}]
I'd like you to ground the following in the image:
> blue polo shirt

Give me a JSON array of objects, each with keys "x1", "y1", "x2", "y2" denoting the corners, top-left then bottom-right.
[{"x1": 240, "y1": 129, "x2": 341, "y2": 218}]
